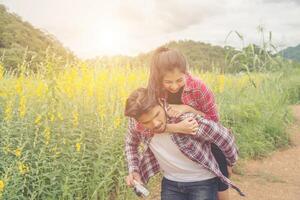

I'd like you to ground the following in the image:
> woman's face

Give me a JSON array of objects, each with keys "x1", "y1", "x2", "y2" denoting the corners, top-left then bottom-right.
[{"x1": 162, "y1": 68, "x2": 186, "y2": 94}]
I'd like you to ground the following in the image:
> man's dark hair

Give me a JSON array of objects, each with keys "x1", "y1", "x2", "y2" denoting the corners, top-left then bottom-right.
[{"x1": 124, "y1": 88, "x2": 158, "y2": 119}]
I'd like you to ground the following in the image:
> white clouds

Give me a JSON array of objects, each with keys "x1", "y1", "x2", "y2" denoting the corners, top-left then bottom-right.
[
  {"x1": 117, "y1": 0, "x2": 225, "y2": 35},
  {"x1": 262, "y1": 0, "x2": 300, "y2": 5},
  {"x1": 1, "y1": 0, "x2": 300, "y2": 58}
]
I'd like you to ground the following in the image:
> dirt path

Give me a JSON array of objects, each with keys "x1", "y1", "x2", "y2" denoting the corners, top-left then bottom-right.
[
  {"x1": 228, "y1": 105, "x2": 300, "y2": 200},
  {"x1": 148, "y1": 105, "x2": 300, "y2": 200}
]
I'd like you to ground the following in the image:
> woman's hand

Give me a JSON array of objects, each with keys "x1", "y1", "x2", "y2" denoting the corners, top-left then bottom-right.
[
  {"x1": 166, "y1": 104, "x2": 190, "y2": 118},
  {"x1": 174, "y1": 117, "x2": 199, "y2": 135},
  {"x1": 167, "y1": 104, "x2": 205, "y2": 118}
]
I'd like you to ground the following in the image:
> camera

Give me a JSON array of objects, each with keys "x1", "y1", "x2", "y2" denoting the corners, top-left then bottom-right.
[{"x1": 133, "y1": 180, "x2": 150, "y2": 197}]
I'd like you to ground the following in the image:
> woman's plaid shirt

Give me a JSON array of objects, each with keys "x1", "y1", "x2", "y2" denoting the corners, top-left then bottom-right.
[
  {"x1": 125, "y1": 112, "x2": 245, "y2": 196},
  {"x1": 167, "y1": 73, "x2": 219, "y2": 122}
]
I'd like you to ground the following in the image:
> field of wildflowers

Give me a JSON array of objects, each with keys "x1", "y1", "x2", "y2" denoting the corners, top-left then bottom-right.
[{"x1": 0, "y1": 62, "x2": 299, "y2": 199}]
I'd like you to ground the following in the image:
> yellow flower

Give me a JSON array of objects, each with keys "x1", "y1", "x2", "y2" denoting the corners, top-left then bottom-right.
[
  {"x1": 75, "y1": 143, "x2": 81, "y2": 152},
  {"x1": 51, "y1": 146, "x2": 60, "y2": 155},
  {"x1": 49, "y1": 113, "x2": 55, "y2": 122},
  {"x1": 44, "y1": 127, "x2": 51, "y2": 145},
  {"x1": 19, "y1": 96, "x2": 27, "y2": 118},
  {"x1": 57, "y1": 112, "x2": 64, "y2": 121},
  {"x1": 34, "y1": 115, "x2": 42, "y2": 125},
  {"x1": 15, "y1": 80, "x2": 23, "y2": 95},
  {"x1": 15, "y1": 148, "x2": 21, "y2": 157},
  {"x1": 218, "y1": 74, "x2": 225, "y2": 93},
  {"x1": 18, "y1": 162, "x2": 29, "y2": 175},
  {"x1": 4, "y1": 100, "x2": 13, "y2": 122},
  {"x1": 114, "y1": 117, "x2": 122, "y2": 128},
  {"x1": 35, "y1": 82, "x2": 47, "y2": 97},
  {"x1": 0, "y1": 180, "x2": 4, "y2": 192},
  {"x1": 0, "y1": 89, "x2": 7, "y2": 97}
]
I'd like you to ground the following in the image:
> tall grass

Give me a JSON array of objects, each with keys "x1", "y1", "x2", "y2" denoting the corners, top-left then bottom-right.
[
  {"x1": 0, "y1": 60, "x2": 299, "y2": 199},
  {"x1": 0, "y1": 63, "x2": 147, "y2": 199},
  {"x1": 0, "y1": 29, "x2": 300, "y2": 198}
]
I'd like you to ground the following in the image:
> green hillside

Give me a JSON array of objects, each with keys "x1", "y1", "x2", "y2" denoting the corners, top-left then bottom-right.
[
  {"x1": 88, "y1": 40, "x2": 233, "y2": 72},
  {"x1": 164, "y1": 40, "x2": 229, "y2": 71},
  {"x1": 0, "y1": 4, "x2": 75, "y2": 72},
  {"x1": 279, "y1": 44, "x2": 300, "y2": 62},
  {"x1": 134, "y1": 40, "x2": 232, "y2": 72}
]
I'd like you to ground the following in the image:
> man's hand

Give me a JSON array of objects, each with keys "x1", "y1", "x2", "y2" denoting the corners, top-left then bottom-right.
[
  {"x1": 174, "y1": 117, "x2": 199, "y2": 135},
  {"x1": 126, "y1": 172, "x2": 142, "y2": 187}
]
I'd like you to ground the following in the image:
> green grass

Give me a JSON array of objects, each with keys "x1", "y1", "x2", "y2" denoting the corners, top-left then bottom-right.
[{"x1": 0, "y1": 63, "x2": 299, "y2": 199}]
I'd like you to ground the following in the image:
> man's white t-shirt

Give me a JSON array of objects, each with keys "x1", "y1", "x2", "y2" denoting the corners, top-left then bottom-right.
[{"x1": 149, "y1": 133, "x2": 216, "y2": 182}]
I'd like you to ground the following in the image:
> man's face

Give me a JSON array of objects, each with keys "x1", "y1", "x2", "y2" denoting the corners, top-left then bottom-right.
[{"x1": 137, "y1": 105, "x2": 167, "y2": 133}]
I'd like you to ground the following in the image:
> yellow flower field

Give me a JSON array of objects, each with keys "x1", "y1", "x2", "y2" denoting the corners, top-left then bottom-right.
[{"x1": 0, "y1": 62, "x2": 297, "y2": 199}]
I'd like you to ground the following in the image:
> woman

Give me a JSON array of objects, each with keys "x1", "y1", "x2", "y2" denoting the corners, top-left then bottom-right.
[{"x1": 147, "y1": 47, "x2": 231, "y2": 200}]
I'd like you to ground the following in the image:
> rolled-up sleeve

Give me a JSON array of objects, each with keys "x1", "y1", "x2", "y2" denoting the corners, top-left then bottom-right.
[
  {"x1": 125, "y1": 118, "x2": 141, "y2": 173},
  {"x1": 181, "y1": 113, "x2": 238, "y2": 166}
]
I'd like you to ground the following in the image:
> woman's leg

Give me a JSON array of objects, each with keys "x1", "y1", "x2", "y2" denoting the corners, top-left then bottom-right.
[
  {"x1": 217, "y1": 190, "x2": 229, "y2": 200},
  {"x1": 211, "y1": 144, "x2": 229, "y2": 200}
]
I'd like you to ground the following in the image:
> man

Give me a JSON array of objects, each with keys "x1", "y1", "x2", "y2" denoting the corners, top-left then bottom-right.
[{"x1": 124, "y1": 88, "x2": 244, "y2": 200}]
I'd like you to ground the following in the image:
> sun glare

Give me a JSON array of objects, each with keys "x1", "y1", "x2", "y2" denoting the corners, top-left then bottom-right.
[{"x1": 86, "y1": 20, "x2": 127, "y2": 56}]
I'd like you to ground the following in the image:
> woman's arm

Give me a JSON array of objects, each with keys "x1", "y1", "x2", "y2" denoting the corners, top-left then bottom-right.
[
  {"x1": 191, "y1": 113, "x2": 238, "y2": 166},
  {"x1": 169, "y1": 112, "x2": 238, "y2": 166},
  {"x1": 194, "y1": 83, "x2": 219, "y2": 122},
  {"x1": 165, "y1": 104, "x2": 204, "y2": 134},
  {"x1": 166, "y1": 104, "x2": 205, "y2": 117},
  {"x1": 165, "y1": 116, "x2": 199, "y2": 134},
  {"x1": 174, "y1": 104, "x2": 205, "y2": 116}
]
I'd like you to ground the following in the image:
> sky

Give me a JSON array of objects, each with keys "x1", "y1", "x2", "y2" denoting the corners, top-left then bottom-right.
[{"x1": 1, "y1": 0, "x2": 300, "y2": 58}]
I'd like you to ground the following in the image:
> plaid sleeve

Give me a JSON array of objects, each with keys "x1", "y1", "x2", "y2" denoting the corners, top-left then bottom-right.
[
  {"x1": 181, "y1": 113, "x2": 238, "y2": 166},
  {"x1": 195, "y1": 82, "x2": 219, "y2": 122},
  {"x1": 125, "y1": 118, "x2": 141, "y2": 173}
]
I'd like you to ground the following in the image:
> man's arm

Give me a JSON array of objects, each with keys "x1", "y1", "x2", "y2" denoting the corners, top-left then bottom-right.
[
  {"x1": 180, "y1": 113, "x2": 238, "y2": 166},
  {"x1": 125, "y1": 118, "x2": 141, "y2": 173}
]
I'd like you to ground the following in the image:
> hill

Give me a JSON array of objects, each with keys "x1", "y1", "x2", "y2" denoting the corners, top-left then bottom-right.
[
  {"x1": 134, "y1": 40, "x2": 233, "y2": 72},
  {"x1": 164, "y1": 40, "x2": 229, "y2": 72},
  {"x1": 279, "y1": 44, "x2": 300, "y2": 63},
  {"x1": 0, "y1": 4, "x2": 75, "y2": 72},
  {"x1": 88, "y1": 40, "x2": 233, "y2": 72}
]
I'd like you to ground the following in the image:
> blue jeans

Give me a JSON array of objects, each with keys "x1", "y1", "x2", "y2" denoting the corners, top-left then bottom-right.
[{"x1": 161, "y1": 177, "x2": 218, "y2": 200}]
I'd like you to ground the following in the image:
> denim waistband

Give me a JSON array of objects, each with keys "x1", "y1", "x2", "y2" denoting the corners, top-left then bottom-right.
[{"x1": 162, "y1": 177, "x2": 218, "y2": 186}]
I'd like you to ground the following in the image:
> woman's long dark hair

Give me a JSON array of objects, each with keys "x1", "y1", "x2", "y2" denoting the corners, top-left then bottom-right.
[{"x1": 147, "y1": 46, "x2": 188, "y2": 102}]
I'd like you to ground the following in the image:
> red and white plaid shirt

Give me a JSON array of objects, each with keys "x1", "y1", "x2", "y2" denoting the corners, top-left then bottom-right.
[
  {"x1": 125, "y1": 112, "x2": 244, "y2": 196},
  {"x1": 167, "y1": 73, "x2": 219, "y2": 122}
]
